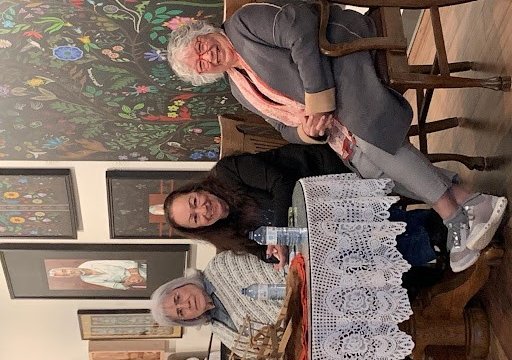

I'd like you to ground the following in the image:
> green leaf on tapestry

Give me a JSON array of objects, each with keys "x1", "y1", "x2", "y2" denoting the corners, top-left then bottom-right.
[
  {"x1": 150, "y1": 31, "x2": 158, "y2": 40},
  {"x1": 166, "y1": 10, "x2": 183, "y2": 16},
  {"x1": 158, "y1": 35, "x2": 167, "y2": 44},
  {"x1": 118, "y1": 113, "x2": 134, "y2": 120},
  {"x1": 83, "y1": 92, "x2": 94, "y2": 98},
  {"x1": 155, "y1": 6, "x2": 167, "y2": 15},
  {"x1": 204, "y1": 129, "x2": 220, "y2": 136},
  {"x1": 32, "y1": 87, "x2": 57, "y2": 101},
  {"x1": 111, "y1": 76, "x2": 136, "y2": 90},
  {"x1": 85, "y1": 85, "x2": 95, "y2": 93},
  {"x1": 133, "y1": 103, "x2": 145, "y2": 110},
  {"x1": 0, "y1": 29, "x2": 11, "y2": 34},
  {"x1": 106, "y1": 13, "x2": 129, "y2": 20},
  {"x1": 143, "y1": 12, "x2": 153, "y2": 22},
  {"x1": 151, "y1": 18, "x2": 167, "y2": 24},
  {"x1": 122, "y1": 105, "x2": 132, "y2": 113},
  {"x1": 89, "y1": 43, "x2": 100, "y2": 50},
  {"x1": 152, "y1": 26, "x2": 165, "y2": 31},
  {"x1": 107, "y1": 102, "x2": 121, "y2": 107}
]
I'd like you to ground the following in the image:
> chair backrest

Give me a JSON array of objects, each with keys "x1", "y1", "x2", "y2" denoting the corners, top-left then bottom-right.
[{"x1": 218, "y1": 115, "x2": 289, "y2": 158}]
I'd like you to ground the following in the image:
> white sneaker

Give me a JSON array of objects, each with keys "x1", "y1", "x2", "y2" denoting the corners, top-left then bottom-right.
[{"x1": 463, "y1": 194, "x2": 507, "y2": 251}]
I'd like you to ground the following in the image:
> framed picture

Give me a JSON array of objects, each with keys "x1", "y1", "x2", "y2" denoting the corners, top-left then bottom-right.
[
  {"x1": 107, "y1": 170, "x2": 208, "y2": 239},
  {"x1": 0, "y1": 243, "x2": 189, "y2": 299},
  {"x1": 89, "y1": 340, "x2": 166, "y2": 360},
  {"x1": 0, "y1": 169, "x2": 78, "y2": 239},
  {"x1": 78, "y1": 309, "x2": 182, "y2": 340}
]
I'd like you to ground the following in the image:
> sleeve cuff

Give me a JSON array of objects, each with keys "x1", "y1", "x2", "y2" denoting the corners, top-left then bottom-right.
[
  {"x1": 305, "y1": 88, "x2": 336, "y2": 115},
  {"x1": 297, "y1": 125, "x2": 328, "y2": 144}
]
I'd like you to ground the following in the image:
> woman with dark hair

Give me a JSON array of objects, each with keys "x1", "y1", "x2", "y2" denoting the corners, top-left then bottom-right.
[{"x1": 165, "y1": 144, "x2": 444, "y2": 271}]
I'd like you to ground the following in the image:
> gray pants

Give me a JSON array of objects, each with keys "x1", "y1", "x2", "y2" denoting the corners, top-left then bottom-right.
[{"x1": 347, "y1": 136, "x2": 456, "y2": 204}]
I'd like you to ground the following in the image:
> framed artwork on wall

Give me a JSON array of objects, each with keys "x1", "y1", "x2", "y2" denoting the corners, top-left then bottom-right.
[
  {"x1": 78, "y1": 309, "x2": 182, "y2": 340},
  {"x1": 0, "y1": 169, "x2": 78, "y2": 239},
  {"x1": 106, "y1": 170, "x2": 208, "y2": 239},
  {"x1": 0, "y1": 243, "x2": 188, "y2": 299},
  {"x1": 89, "y1": 340, "x2": 167, "y2": 360}
]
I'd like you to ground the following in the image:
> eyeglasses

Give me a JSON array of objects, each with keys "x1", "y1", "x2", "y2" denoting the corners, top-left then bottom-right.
[{"x1": 194, "y1": 37, "x2": 209, "y2": 74}]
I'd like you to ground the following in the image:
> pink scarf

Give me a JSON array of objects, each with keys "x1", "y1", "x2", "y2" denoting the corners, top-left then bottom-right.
[{"x1": 227, "y1": 55, "x2": 355, "y2": 160}]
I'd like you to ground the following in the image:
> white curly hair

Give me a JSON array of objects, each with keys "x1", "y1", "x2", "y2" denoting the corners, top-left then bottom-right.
[{"x1": 167, "y1": 20, "x2": 225, "y2": 86}]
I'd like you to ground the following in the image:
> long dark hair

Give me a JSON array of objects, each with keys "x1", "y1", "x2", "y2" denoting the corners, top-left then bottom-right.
[{"x1": 164, "y1": 175, "x2": 265, "y2": 256}]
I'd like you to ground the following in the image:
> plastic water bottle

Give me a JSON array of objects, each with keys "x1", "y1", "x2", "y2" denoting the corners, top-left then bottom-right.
[
  {"x1": 248, "y1": 226, "x2": 308, "y2": 246},
  {"x1": 241, "y1": 283, "x2": 287, "y2": 300}
]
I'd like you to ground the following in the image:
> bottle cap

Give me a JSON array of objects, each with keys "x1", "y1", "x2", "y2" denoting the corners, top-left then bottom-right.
[{"x1": 241, "y1": 288, "x2": 247, "y2": 295}]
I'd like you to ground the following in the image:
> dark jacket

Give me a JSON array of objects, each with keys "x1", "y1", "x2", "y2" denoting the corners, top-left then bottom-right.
[{"x1": 211, "y1": 144, "x2": 350, "y2": 226}]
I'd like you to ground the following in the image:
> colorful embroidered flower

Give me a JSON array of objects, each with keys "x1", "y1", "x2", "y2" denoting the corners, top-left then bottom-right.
[
  {"x1": 163, "y1": 16, "x2": 193, "y2": 30},
  {"x1": 167, "y1": 112, "x2": 178, "y2": 118},
  {"x1": 35, "y1": 211, "x2": 45, "y2": 217},
  {"x1": 101, "y1": 48, "x2": 112, "y2": 55},
  {"x1": 9, "y1": 216, "x2": 25, "y2": 224},
  {"x1": 143, "y1": 49, "x2": 165, "y2": 62},
  {"x1": 214, "y1": 136, "x2": 221, "y2": 144},
  {"x1": 167, "y1": 105, "x2": 179, "y2": 112},
  {"x1": 78, "y1": 35, "x2": 91, "y2": 44},
  {"x1": 174, "y1": 100, "x2": 185, "y2": 106},
  {"x1": 206, "y1": 150, "x2": 217, "y2": 159},
  {"x1": 135, "y1": 85, "x2": 150, "y2": 94},
  {"x1": 26, "y1": 78, "x2": 45, "y2": 87},
  {"x1": 190, "y1": 128, "x2": 203, "y2": 134},
  {"x1": 2, "y1": 20, "x2": 15, "y2": 28},
  {"x1": 190, "y1": 151, "x2": 204, "y2": 160},
  {"x1": 23, "y1": 30, "x2": 43, "y2": 39},
  {"x1": 42, "y1": 136, "x2": 69, "y2": 149},
  {"x1": 109, "y1": 52, "x2": 120, "y2": 59},
  {"x1": 0, "y1": 39, "x2": 12, "y2": 48},
  {"x1": 118, "y1": 155, "x2": 128, "y2": 160},
  {"x1": 53, "y1": 45, "x2": 84, "y2": 61},
  {"x1": 112, "y1": 45, "x2": 124, "y2": 51},
  {"x1": 3, "y1": 192, "x2": 20, "y2": 199},
  {"x1": 32, "y1": 199, "x2": 43, "y2": 204}
]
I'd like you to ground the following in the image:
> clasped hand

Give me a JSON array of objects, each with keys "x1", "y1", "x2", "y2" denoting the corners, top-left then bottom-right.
[{"x1": 301, "y1": 112, "x2": 335, "y2": 138}]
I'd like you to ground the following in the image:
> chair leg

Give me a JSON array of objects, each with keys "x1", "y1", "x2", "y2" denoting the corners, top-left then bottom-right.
[
  {"x1": 391, "y1": 74, "x2": 512, "y2": 91},
  {"x1": 410, "y1": 62, "x2": 474, "y2": 74},
  {"x1": 427, "y1": 153, "x2": 487, "y2": 171},
  {"x1": 408, "y1": 117, "x2": 461, "y2": 136}
]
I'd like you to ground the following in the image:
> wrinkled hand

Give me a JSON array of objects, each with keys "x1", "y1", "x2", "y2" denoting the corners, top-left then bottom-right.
[
  {"x1": 124, "y1": 274, "x2": 145, "y2": 286},
  {"x1": 266, "y1": 245, "x2": 289, "y2": 271},
  {"x1": 301, "y1": 112, "x2": 334, "y2": 138}
]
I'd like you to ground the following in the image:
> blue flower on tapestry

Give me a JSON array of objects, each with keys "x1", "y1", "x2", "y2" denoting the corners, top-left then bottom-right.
[
  {"x1": 144, "y1": 49, "x2": 165, "y2": 62},
  {"x1": 53, "y1": 45, "x2": 84, "y2": 61},
  {"x1": 2, "y1": 20, "x2": 15, "y2": 28},
  {"x1": 190, "y1": 151, "x2": 204, "y2": 160},
  {"x1": 206, "y1": 151, "x2": 217, "y2": 159},
  {"x1": 42, "y1": 136, "x2": 69, "y2": 149}
]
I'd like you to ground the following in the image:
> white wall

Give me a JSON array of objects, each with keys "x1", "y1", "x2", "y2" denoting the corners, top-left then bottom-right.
[{"x1": 0, "y1": 159, "x2": 219, "y2": 360}]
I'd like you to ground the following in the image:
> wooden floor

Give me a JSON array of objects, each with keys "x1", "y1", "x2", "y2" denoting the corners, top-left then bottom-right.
[{"x1": 405, "y1": 0, "x2": 512, "y2": 358}]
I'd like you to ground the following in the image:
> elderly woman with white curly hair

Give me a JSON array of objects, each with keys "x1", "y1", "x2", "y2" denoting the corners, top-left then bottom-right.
[
  {"x1": 150, "y1": 251, "x2": 285, "y2": 355},
  {"x1": 166, "y1": 0, "x2": 507, "y2": 272}
]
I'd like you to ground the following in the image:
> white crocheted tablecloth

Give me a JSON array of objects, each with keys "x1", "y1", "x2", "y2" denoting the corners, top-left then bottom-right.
[{"x1": 297, "y1": 173, "x2": 415, "y2": 360}]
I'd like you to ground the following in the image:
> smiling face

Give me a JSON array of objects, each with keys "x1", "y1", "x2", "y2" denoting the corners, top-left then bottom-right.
[
  {"x1": 162, "y1": 284, "x2": 214, "y2": 321},
  {"x1": 169, "y1": 190, "x2": 229, "y2": 229},
  {"x1": 180, "y1": 33, "x2": 239, "y2": 75}
]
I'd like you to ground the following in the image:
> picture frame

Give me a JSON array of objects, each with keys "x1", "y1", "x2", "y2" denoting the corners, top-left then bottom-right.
[
  {"x1": 0, "y1": 243, "x2": 189, "y2": 299},
  {"x1": 0, "y1": 169, "x2": 78, "y2": 239},
  {"x1": 89, "y1": 340, "x2": 167, "y2": 360},
  {"x1": 78, "y1": 309, "x2": 182, "y2": 340},
  {"x1": 106, "y1": 170, "x2": 208, "y2": 239}
]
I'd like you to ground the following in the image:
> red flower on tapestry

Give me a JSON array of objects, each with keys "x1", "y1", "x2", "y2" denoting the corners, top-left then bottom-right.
[{"x1": 23, "y1": 30, "x2": 43, "y2": 39}]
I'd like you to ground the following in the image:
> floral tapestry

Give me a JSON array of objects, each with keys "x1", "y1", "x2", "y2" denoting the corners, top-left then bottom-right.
[{"x1": 0, "y1": 0, "x2": 243, "y2": 161}]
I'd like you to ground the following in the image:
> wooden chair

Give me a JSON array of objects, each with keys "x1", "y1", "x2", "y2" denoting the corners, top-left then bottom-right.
[
  {"x1": 317, "y1": 0, "x2": 511, "y2": 170},
  {"x1": 218, "y1": 114, "x2": 289, "y2": 158}
]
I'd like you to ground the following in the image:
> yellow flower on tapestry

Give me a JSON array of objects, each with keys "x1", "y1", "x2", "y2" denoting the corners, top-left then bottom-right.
[
  {"x1": 10, "y1": 216, "x2": 25, "y2": 224},
  {"x1": 26, "y1": 78, "x2": 45, "y2": 87},
  {"x1": 167, "y1": 112, "x2": 178, "y2": 118},
  {"x1": 0, "y1": 39, "x2": 12, "y2": 48},
  {"x1": 3, "y1": 191, "x2": 19, "y2": 199},
  {"x1": 174, "y1": 100, "x2": 185, "y2": 106},
  {"x1": 35, "y1": 212, "x2": 46, "y2": 217},
  {"x1": 168, "y1": 105, "x2": 179, "y2": 112},
  {"x1": 32, "y1": 199, "x2": 43, "y2": 204},
  {"x1": 78, "y1": 35, "x2": 91, "y2": 44}
]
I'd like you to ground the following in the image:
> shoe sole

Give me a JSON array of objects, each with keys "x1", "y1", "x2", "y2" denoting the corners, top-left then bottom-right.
[
  {"x1": 451, "y1": 250, "x2": 479, "y2": 273},
  {"x1": 467, "y1": 197, "x2": 508, "y2": 251}
]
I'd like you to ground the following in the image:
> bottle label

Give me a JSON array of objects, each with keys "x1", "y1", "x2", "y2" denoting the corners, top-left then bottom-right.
[
  {"x1": 258, "y1": 287, "x2": 269, "y2": 300},
  {"x1": 265, "y1": 227, "x2": 278, "y2": 244}
]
